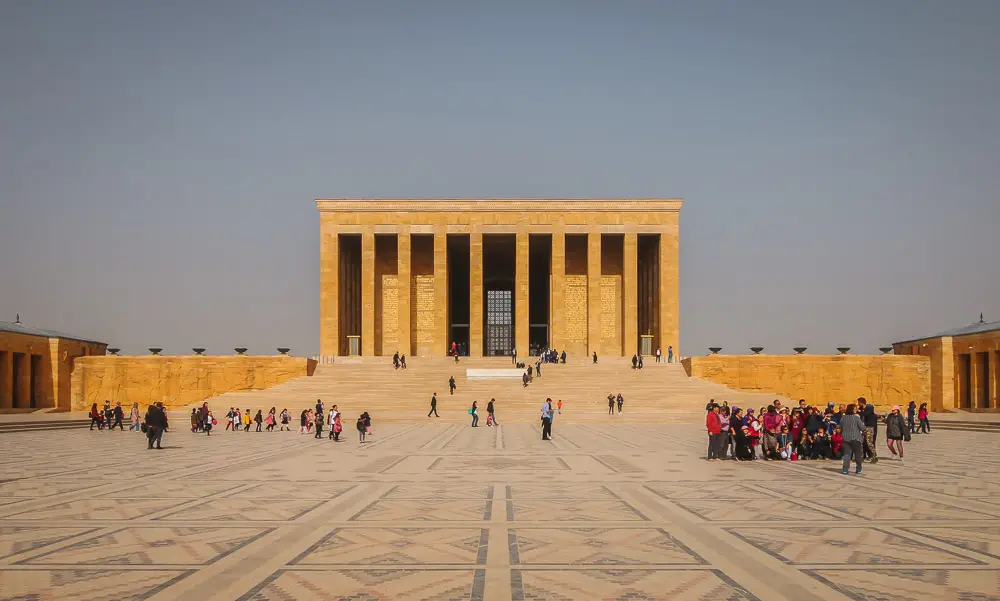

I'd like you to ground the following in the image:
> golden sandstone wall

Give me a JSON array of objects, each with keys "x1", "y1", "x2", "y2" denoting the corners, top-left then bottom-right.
[
  {"x1": 683, "y1": 355, "x2": 931, "y2": 408},
  {"x1": 71, "y1": 356, "x2": 316, "y2": 411}
]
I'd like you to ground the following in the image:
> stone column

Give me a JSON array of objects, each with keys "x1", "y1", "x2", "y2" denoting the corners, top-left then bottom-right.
[
  {"x1": 16, "y1": 353, "x2": 31, "y2": 409},
  {"x1": 623, "y1": 232, "x2": 638, "y2": 356},
  {"x1": 587, "y1": 232, "x2": 602, "y2": 357},
  {"x1": 361, "y1": 229, "x2": 376, "y2": 356},
  {"x1": 319, "y1": 222, "x2": 339, "y2": 357},
  {"x1": 659, "y1": 218, "x2": 680, "y2": 359},
  {"x1": 397, "y1": 229, "x2": 411, "y2": 356},
  {"x1": 434, "y1": 230, "x2": 448, "y2": 357},
  {"x1": 550, "y1": 230, "x2": 565, "y2": 352},
  {"x1": 971, "y1": 352, "x2": 985, "y2": 409},
  {"x1": 0, "y1": 351, "x2": 12, "y2": 409},
  {"x1": 470, "y1": 231, "x2": 484, "y2": 357},
  {"x1": 515, "y1": 231, "x2": 530, "y2": 358},
  {"x1": 939, "y1": 337, "x2": 955, "y2": 410}
]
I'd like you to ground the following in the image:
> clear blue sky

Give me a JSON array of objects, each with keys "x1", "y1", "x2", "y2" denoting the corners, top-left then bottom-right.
[{"x1": 1, "y1": 0, "x2": 998, "y2": 356}]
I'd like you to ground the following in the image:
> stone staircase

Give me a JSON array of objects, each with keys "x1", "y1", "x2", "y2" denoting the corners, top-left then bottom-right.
[{"x1": 199, "y1": 357, "x2": 784, "y2": 424}]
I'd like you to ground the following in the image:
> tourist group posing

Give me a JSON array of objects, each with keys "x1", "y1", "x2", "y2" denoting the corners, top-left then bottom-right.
[{"x1": 706, "y1": 397, "x2": 931, "y2": 475}]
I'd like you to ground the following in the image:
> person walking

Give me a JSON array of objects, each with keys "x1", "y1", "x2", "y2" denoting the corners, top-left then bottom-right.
[
  {"x1": 400, "y1": 355, "x2": 407, "y2": 369},
  {"x1": 631, "y1": 355, "x2": 638, "y2": 369},
  {"x1": 242, "y1": 409, "x2": 252, "y2": 432},
  {"x1": 487, "y1": 398, "x2": 497, "y2": 425},
  {"x1": 906, "y1": 401, "x2": 917, "y2": 434},
  {"x1": 859, "y1": 398, "x2": 879, "y2": 463},
  {"x1": 511, "y1": 348, "x2": 517, "y2": 365},
  {"x1": 111, "y1": 402, "x2": 125, "y2": 431},
  {"x1": 129, "y1": 402, "x2": 141, "y2": 433},
  {"x1": 265, "y1": 408, "x2": 276, "y2": 432},
  {"x1": 326, "y1": 405, "x2": 340, "y2": 440},
  {"x1": 299, "y1": 409, "x2": 309, "y2": 434},
  {"x1": 332, "y1": 409, "x2": 342, "y2": 441},
  {"x1": 428, "y1": 393, "x2": 439, "y2": 417},
  {"x1": 204, "y1": 410, "x2": 214, "y2": 435},
  {"x1": 655, "y1": 347, "x2": 661, "y2": 363},
  {"x1": 393, "y1": 351, "x2": 400, "y2": 370},
  {"x1": 357, "y1": 414, "x2": 367, "y2": 443},
  {"x1": 918, "y1": 403, "x2": 930, "y2": 433},
  {"x1": 279, "y1": 408, "x2": 290, "y2": 431},
  {"x1": 540, "y1": 398, "x2": 553, "y2": 440},
  {"x1": 449, "y1": 376, "x2": 456, "y2": 395},
  {"x1": 560, "y1": 350, "x2": 567, "y2": 364},
  {"x1": 667, "y1": 346, "x2": 674, "y2": 363},
  {"x1": 557, "y1": 399, "x2": 563, "y2": 415},
  {"x1": 470, "y1": 400, "x2": 479, "y2": 427},
  {"x1": 144, "y1": 402, "x2": 167, "y2": 449},
  {"x1": 225, "y1": 407, "x2": 235, "y2": 431},
  {"x1": 616, "y1": 393, "x2": 624, "y2": 415},
  {"x1": 89, "y1": 403, "x2": 102, "y2": 430},
  {"x1": 314, "y1": 409, "x2": 324, "y2": 439},
  {"x1": 839, "y1": 403, "x2": 865, "y2": 474},
  {"x1": 885, "y1": 406, "x2": 908, "y2": 461},
  {"x1": 103, "y1": 401, "x2": 114, "y2": 431},
  {"x1": 608, "y1": 394, "x2": 615, "y2": 415},
  {"x1": 592, "y1": 351, "x2": 598, "y2": 364}
]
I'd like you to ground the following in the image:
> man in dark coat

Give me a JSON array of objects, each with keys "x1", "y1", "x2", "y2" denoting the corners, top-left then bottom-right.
[
  {"x1": 144, "y1": 403, "x2": 167, "y2": 449},
  {"x1": 428, "y1": 393, "x2": 439, "y2": 417}
]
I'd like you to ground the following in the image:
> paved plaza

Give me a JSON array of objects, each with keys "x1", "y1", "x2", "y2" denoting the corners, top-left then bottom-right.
[{"x1": 0, "y1": 422, "x2": 998, "y2": 601}]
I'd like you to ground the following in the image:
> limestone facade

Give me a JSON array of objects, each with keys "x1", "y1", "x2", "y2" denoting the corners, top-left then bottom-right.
[
  {"x1": 70, "y1": 355, "x2": 317, "y2": 411},
  {"x1": 894, "y1": 322, "x2": 1000, "y2": 411},
  {"x1": 683, "y1": 354, "x2": 931, "y2": 410},
  {"x1": 0, "y1": 324, "x2": 106, "y2": 412},
  {"x1": 317, "y1": 199, "x2": 682, "y2": 358}
]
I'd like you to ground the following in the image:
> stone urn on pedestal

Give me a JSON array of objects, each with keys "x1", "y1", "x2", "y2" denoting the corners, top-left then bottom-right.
[
  {"x1": 108, "y1": 348, "x2": 120, "y2": 356},
  {"x1": 234, "y1": 348, "x2": 248, "y2": 356},
  {"x1": 277, "y1": 348, "x2": 291, "y2": 355},
  {"x1": 750, "y1": 347, "x2": 764, "y2": 355},
  {"x1": 836, "y1": 347, "x2": 851, "y2": 354},
  {"x1": 192, "y1": 348, "x2": 206, "y2": 356},
  {"x1": 708, "y1": 347, "x2": 722, "y2": 354},
  {"x1": 148, "y1": 348, "x2": 163, "y2": 356},
  {"x1": 879, "y1": 347, "x2": 893, "y2": 354},
  {"x1": 793, "y1": 347, "x2": 807, "y2": 355}
]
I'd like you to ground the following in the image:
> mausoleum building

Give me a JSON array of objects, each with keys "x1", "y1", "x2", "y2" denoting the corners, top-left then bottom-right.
[{"x1": 317, "y1": 198, "x2": 681, "y2": 359}]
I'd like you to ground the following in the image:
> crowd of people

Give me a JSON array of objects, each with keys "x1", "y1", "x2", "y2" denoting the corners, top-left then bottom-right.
[{"x1": 705, "y1": 397, "x2": 931, "y2": 474}]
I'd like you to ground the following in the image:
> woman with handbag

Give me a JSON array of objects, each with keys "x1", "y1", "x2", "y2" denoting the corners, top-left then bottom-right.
[
  {"x1": 129, "y1": 403, "x2": 141, "y2": 433},
  {"x1": 885, "y1": 405, "x2": 908, "y2": 461}
]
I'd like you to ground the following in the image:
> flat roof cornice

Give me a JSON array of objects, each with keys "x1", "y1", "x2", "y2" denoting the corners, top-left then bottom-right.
[{"x1": 315, "y1": 198, "x2": 683, "y2": 213}]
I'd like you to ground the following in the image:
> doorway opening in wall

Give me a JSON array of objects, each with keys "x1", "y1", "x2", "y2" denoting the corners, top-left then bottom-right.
[
  {"x1": 30, "y1": 354, "x2": 42, "y2": 408},
  {"x1": 958, "y1": 353, "x2": 972, "y2": 409},
  {"x1": 529, "y1": 234, "x2": 551, "y2": 355},
  {"x1": 11, "y1": 353, "x2": 24, "y2": 409},
  {"x1": 338, "y1": 234, "x2": 362, "y2": 356},
  {"x1": 978, "y1": 352, "x2": 991, "y2": 409},
  {"x1": 637, "y1": 234, "x2": 660, "y2": 356},
  {"x1": 0, "y1": 351, "x2": 6, "y2": 406},
  {"x1": 483, "y1": 234, "x2": 515, "y2": 357},
  {"x1": 448, "y1": 234, "x2": 471, "y2": 356}
]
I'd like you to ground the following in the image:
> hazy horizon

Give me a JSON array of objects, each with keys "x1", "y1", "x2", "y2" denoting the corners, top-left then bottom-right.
[{"x1": 2, "y1": 1, "x2": 998, "y2": 357}]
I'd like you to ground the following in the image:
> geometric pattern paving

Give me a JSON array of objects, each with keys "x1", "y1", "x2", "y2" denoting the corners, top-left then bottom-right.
[
  {"x1": 0, "y1": 423, "x2": 997, "y2": 601},
  {"x1": 22, "y1": 526, "x2": 273, "y2": 565},
  {"x1": 804, "y1": 568, "x2": 1000, "y2": 601}
]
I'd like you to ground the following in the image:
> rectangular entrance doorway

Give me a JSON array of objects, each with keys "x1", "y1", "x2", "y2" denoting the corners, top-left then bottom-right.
[{"x1": 486, "y1": 289, "x2": 512, "y2": 357}]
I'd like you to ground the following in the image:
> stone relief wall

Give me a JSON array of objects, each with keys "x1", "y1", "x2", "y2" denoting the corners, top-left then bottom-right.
[
  {"x1": 683, "y1": 354, "x2": 931, "y2": 409},
  {"x1": 71, "y1": 355, "x2": 316, "y2": 411},
  {"x1": 412, "y1": 275, "x2": 436, "y2": 356},
  {"x1": 564, "y1": 275, "x2": 589, "y2": 357}
]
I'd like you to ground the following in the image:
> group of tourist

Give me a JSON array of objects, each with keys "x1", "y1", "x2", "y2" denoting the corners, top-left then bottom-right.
[
  {"x1": 705, "y1": 397, "x2": 932, "y2": 475},
  {"x1": 607, "y1": 393, "x2": 624, "y2": 414},
  {"x1": 89, "y1": 401, "x2": 141, "y2": 432}
]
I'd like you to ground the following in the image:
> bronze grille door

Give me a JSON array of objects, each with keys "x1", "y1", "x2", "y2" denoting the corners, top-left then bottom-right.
[{"x1": 486, "y1": 289, "x2": 512, "y2": 357}]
